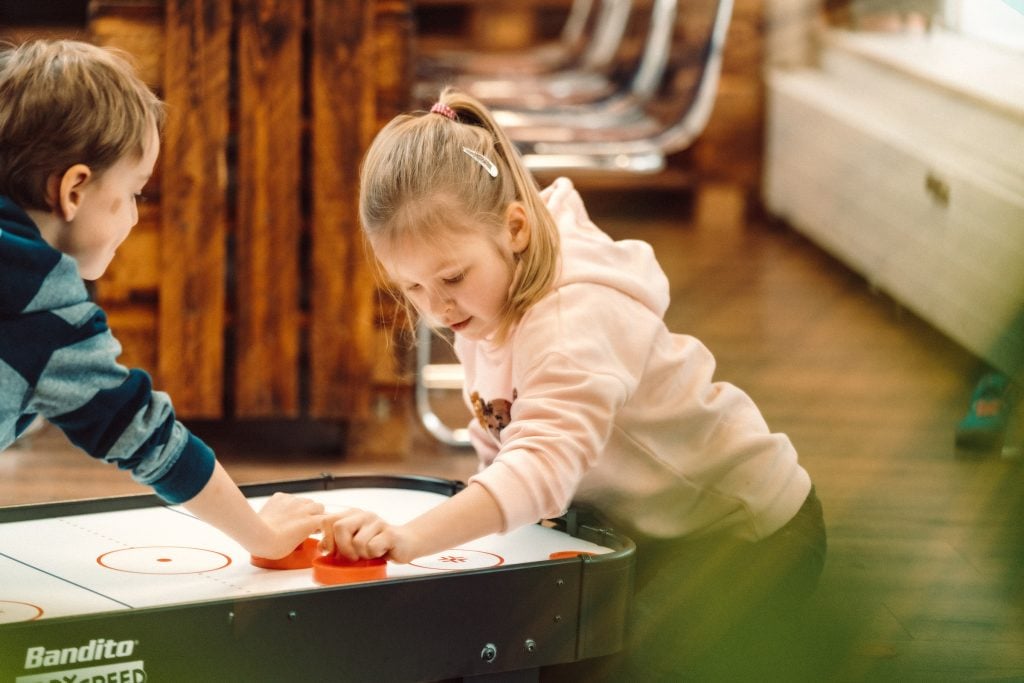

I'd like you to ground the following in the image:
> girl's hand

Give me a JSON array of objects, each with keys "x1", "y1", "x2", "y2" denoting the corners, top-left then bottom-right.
[
  {"x1": 322, "y1": 508, "x2": 394, "y2": 560},
  {"x1": 250, "y1": 492, "x2": 326, "y2": 559},
  {"x1": 380, "y1": 525, "x2": 421, "y2": 564}
]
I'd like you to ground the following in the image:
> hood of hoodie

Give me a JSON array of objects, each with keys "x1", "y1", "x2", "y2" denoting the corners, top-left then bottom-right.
[
  {"x1": 0, "y1": 195, "x2": 82, "y2": 316},
  {"x1": 541, "y1": 177, "x2": 670, "y2": 319}
]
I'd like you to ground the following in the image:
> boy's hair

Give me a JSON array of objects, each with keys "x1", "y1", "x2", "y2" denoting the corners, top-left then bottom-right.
[
  {"x1": 359, "y1": 87, "x2": 560, "y2": 344},
  {"x1": 0, "y1": 39, "x2": 165, "y2": 211}
]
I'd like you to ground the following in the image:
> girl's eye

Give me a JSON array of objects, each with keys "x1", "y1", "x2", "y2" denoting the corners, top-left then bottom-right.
[
  {"x1": 405, "y1": 283, "x2": 421, "y2": 293},
  {"x1": 443, "y1": 273, "x2": 465, "y2": 285}
]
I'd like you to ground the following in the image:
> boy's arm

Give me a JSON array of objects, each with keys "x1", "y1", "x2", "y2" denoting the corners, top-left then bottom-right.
[
  {"x1": 14, "y1": 284, "x2": 322, "y2": 558},
  {"x1": 182, "y1": 461, "x2": 325, "y2": 560}
]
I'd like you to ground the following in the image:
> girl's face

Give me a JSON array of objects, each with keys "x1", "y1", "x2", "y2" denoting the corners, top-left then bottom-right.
[{"x1": 375, "y1": 205, "x2": 529, "y2": 342}]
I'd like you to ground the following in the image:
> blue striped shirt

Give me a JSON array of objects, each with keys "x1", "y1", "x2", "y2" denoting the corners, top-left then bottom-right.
[{"x1": 0, "y1": 196, "x2": 214, "y2": 503}]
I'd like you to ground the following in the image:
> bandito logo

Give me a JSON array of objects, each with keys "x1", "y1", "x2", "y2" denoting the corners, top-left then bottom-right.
[{"x1": 18, "y1": 638, "x2": 146, "y2": 683}]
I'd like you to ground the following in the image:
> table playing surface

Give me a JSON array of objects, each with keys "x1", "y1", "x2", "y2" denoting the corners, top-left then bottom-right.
[{"x1": 0, "y1": 475, "x2": 634, "y2": 682}]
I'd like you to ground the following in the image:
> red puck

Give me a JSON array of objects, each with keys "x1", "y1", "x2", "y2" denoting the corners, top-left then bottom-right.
[
  {"x1": 250, "y1": 537, "x2": 319, "y2": 570},
  {"x1": 312, "y1": 554, "x2": 387, "y2": 585},
  {"x1": 548, "y1": 551, "x2": 596, "y2": 560}
]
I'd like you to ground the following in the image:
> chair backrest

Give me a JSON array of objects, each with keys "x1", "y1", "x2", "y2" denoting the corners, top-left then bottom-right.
[
  {"x1": 621, "y1": 0, "x2": 678, "y2": 102},
  {"x1": 485, "y1": 0, "x2": 678, "y2": 117},
  {"x1": 561, "y1": 0, "x2": 597, "y2": 53},
  {"x1": 650, "y1": 0, "x2": 733, "y2": 154},
  {"x1": 606, "y1": 0, "x2": 730, "y2": 114},
  {"x1": 577, "y1": 0, "x2": 634, "y2": 72},
  {"x1": 417, "y1": 0, "x2": 630, "y2": 81},
  {"x1": 516, "y1": 0, "x2": 734, "y2": 172}
]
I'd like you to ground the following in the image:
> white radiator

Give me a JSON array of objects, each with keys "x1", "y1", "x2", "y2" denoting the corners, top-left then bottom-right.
[{"x1": 764, "y1": 30, "x2": 1024, "y2": 375}]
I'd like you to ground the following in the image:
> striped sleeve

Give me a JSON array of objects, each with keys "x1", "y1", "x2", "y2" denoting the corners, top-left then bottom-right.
[
  {"x1": 28, "y1": 305, "x2": 215, "y2": 504},
  {"x1": 2, "y1": 206, "x2": 215, "y2": 504}
]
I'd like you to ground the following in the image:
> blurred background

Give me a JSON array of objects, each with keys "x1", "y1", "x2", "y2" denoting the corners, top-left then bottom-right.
[{"x1": 2, "y1": 1, "x2": 1022, "y2": 679}]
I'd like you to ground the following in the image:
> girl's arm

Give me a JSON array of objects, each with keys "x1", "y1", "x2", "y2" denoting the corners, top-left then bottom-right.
[
  {"x1": 182, "y1": 461, "x2": 325, "y2": 559},
  {"x1": 326, "y1": 482, "x2": 503, "y2": 564},
  {"x1": 389, "y1": 482, "x2": 503, "y2": 562}
]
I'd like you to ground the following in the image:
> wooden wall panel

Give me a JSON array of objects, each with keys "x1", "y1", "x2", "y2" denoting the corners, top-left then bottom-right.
[
  {"x1": 371, "y1": 0, "x2": 416, "y2": 387},
  {"x1": 89, "y1": 2, "x2": 164, "y2": 89},
  {"x1": 160, "y1": 0, "x2": 231, "y2": 418},
  {"x1": 234, "y1": 0, "x2": 304, "y2": 417},
  {"x1": 103, "y1": 305, "x2": 159, "y2": 373},
  {"x1": 308, "y1": 0, "x2": 375, "y2": 419},
  {"x1": 374, "y1": 0, "x2": 416, "y2": 122}
]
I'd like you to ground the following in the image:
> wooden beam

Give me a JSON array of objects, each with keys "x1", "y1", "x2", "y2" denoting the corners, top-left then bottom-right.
[
  {"x1": 233, "y1": 0, "x2": 304, "y2": 417},
  {"x1": 308, "y1": 0, "x2": 373, "y2": 419},
  {"x1": 159, "y1": 0, "x2": 231, "y2": 418}
]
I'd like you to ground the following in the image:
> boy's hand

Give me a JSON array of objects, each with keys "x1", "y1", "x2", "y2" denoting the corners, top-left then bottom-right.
[
  {"x1": 182, "y1": 463, "x2": 328, "y2": 561},
  {"x1": 250, "y1": 492, "x2": 326, "y2": 559},
  {"x1": 322, "y1": 508, "x2": 395, "y2": 561}
]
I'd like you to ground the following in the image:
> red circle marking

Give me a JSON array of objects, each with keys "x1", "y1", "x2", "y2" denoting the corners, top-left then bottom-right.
[
  {"x1": 97, "y1": 546, "x2": 232, "y2": 574},
  {"x1": 0, "y1": 600, "x2": 44, "y2": 623},
  {"x1": 409, "y1": 549, "x2": 504, "y2": 571}
]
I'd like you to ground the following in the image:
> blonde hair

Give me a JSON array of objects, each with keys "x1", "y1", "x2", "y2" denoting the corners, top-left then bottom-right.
[
  {"x1": 359, "y1": 87, "x2": 560, "y2": 344},
  {"x1": 0, "y1": 39, "x2": 165, "y2": 211}
]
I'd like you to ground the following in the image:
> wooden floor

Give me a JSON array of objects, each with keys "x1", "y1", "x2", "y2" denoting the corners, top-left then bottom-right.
[{"x1": 3, "y1": 185, "x2": 1022, "y2": 681}]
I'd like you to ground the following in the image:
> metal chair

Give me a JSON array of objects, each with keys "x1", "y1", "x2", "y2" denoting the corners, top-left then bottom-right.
[
  {"x1": 431, "y1": 0, "x2": 676, "y2": 118},
  {"x1": 503, "y1": 0, "x2": 734, "y2": 174},
  {"x1": 416, "y1": 0, "x2": 635, "y2": 108},
  {"x1": 415, "y1": 322, "x2": 472, "y2": 447},
  {"x1": 451, "y1": 0, "x2": 635, "y2": 107},
  {"x1": 418, "y1": 0, "x2": 602, "y2": 79}
]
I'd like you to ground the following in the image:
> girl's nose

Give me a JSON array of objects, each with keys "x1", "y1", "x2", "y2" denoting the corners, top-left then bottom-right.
[{"x1": 426, "y1": 289, "x2": 453, "y2": 318}]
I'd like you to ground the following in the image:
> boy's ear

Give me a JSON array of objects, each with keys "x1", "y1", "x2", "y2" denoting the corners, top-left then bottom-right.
[
  {"x1": 54, "y1": 164, "x2": 93, "y2": 221},
  {"x1": 505, "y1": 202, "x2": 531, "y2": 254}
]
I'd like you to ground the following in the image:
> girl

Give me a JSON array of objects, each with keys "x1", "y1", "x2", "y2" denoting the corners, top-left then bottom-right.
[{"x1": 328, "y1": 88, "x2": 826, "y2": 680}]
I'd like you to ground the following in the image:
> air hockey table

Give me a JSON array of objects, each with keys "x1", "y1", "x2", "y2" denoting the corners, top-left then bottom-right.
[{"x1": 0, "y1": 474, "x2": 635, "y2": 682}]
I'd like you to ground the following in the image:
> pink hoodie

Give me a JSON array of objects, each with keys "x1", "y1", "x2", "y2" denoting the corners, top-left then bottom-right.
[{"x1": 458, "y1": 178, "x2": 811, "y2": 542}]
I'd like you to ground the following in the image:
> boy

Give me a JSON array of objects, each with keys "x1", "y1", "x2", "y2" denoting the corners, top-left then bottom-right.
[{"x1": 0, "y1": 39, "x2": 323, "y2": 559}]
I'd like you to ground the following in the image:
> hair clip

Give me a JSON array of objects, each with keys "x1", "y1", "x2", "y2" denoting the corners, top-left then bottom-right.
[
  {"x1": 430, "y1": 102, "x2": 457, "y2": 120},
  {"x1": 462, "y1": 147, "x2": 499, "y2": 178}
]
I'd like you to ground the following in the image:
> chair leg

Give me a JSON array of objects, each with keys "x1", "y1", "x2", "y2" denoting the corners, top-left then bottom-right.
[{"x1": 415, "y1": 321, "x2": 472, "y2": 448}]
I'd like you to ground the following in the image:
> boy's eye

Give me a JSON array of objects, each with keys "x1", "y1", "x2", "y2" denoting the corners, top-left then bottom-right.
[{"x1": 133, "y1": 193, "x2": 147, "y2": 203}]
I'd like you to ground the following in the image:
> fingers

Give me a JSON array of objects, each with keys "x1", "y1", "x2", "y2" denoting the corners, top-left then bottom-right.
[
  {"x1": 255, "y1": 494, "x2": 393, "y2": 561},
  {"x1": 275, "y1": 494, "x2": 329, "y2": 540},
  {"x1": 318, "y1": 514, "x2": 341, "y2": 557},
  {"x1": 326, "y1": 509, "x2": 391, "y2": 561},
  {"x1": 246, "y1": 493, "x2": 333, "y2": 558},
  {"x1": 261, "y1": 492, "x2": 325, "y2": 519}
]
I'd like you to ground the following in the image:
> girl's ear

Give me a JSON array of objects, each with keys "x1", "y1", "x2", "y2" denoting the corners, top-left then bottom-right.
[
  {"x1": 505, "y1": 202, "x2": 531, "y2": 254},
  {"x1": 56, "y1": 164, "x2": 93, "y2": 221}
]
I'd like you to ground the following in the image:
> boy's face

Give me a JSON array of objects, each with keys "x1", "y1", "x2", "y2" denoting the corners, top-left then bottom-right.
[
  {"x1": 56, "y1": 125, "x2": 160, "y2": 280},
  {"x1": 375, "y1": 218, "x2": 520, "y2": 342}
]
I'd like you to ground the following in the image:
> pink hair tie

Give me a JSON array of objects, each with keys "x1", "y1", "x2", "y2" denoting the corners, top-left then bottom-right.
[{"x1": 430, "y1": 102, "x2": 457, "y2": 121}]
